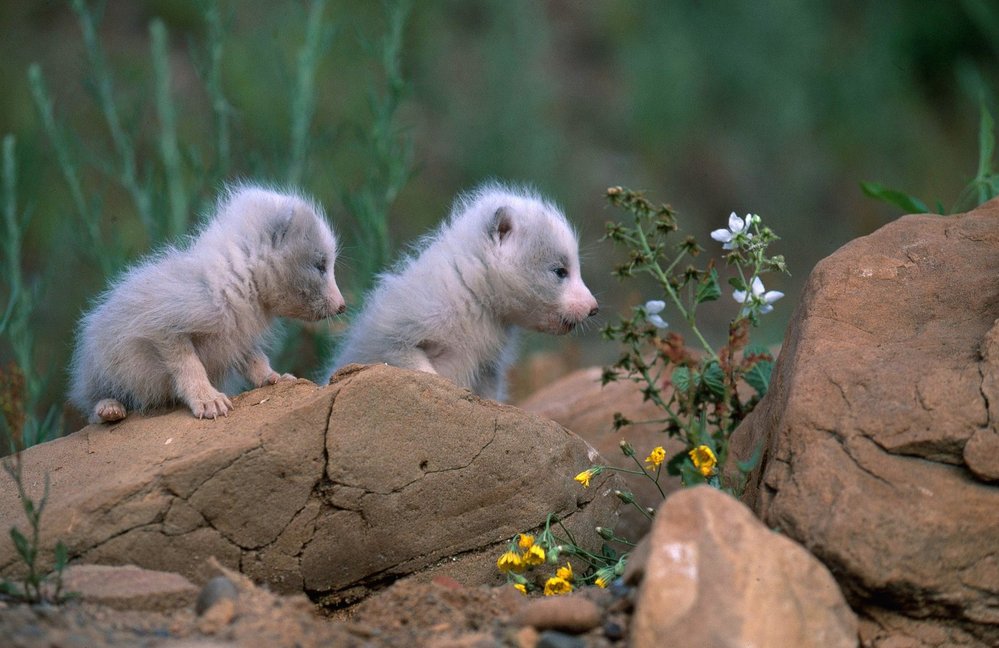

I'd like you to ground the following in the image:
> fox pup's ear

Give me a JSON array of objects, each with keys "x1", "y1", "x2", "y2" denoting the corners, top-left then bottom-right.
[
  {"x1": 491, "y1": 207, "x2": 513, "y2": 243},
  {"x1": 268, "y1": 209, "x2": 300, "y2": 248}
]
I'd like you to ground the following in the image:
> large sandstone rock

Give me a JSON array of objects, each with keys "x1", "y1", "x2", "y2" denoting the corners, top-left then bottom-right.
[
  {"x1": 627, "y1": 486, "x2": 858, "y2": 648},
  {"x1": 0, "y1": 364, "x2": 620, "y2": 604},
  {"x1": 519, "y1": 367, "x2": 685, "y2": 539},
  {"x1": 732, "y1": 201, "x2": 999, "y2": 646}
]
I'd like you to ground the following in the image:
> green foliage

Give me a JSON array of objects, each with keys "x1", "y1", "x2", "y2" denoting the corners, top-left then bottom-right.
[
  {"x1": 2, "y1": 0, "x2": 415, "y2": 445},
  {"x1": 503, "y1": 186, "x2": 787, "y2": 591},
  {"x1": 0, "y1": 453, "x2": 71, "y2": 604},
  {"x1": 862, "y1": 101, "x2": 999, "y2": 214}
]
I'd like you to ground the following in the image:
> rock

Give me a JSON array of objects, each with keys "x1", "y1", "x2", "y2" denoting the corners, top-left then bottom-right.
[
  {"x1": 518, "y1": 366, "x2": 684, "y2": 539},
  {"x1": 629, "y1": 486, "x2": 857, "y2": 648},
  {"x1": 731, "y1": 201, "x2": 999, "y2": 646},
  {"x1": 196, "y1": 576, "x2": 239, "y2": 615},
  {"x1": 515, "y1": 595, "x2": 602, "y2": 633},
  {"x1": 535, "y1": 630, "x2": 585, "y2": 648},
  {"x1": 0, "y1": 365, "x2": 621, "y2": 606},
  {"x1": 59, "y1": 564, "x2": 198, "y2": 612}
]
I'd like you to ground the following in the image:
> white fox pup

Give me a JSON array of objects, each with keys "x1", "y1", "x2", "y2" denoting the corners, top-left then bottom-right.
[
  {"x1": 328, "y1": 183, "x2": 597, "y2": 401},
  {"x1": 70, "y1": 185, "x2": 345, "y2": 423}
]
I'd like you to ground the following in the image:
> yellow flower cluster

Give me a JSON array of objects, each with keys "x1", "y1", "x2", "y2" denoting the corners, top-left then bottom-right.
[
  {"x1": 497, "y1": 534, "x2": 546, "y2": 574},
  {"x1": 498, "y1": 534, "x2": 577, "y2": 596},
  {"x1": 544, "y1": 561, "x2": 574, "y2": 596},
  {"x1": 645, "y1": 446, "x2": 666, "y2": 470},
  {"x1": 689, "y1": 444, "x2": 717, "y2": 477}
]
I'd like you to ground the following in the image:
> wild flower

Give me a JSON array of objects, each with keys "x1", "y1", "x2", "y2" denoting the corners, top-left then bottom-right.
[
  {"x1": 523, "y1": 544, "x2": 546, "y2": 566},
  {"x1": 555, "y1": 562, "x2": 573, "y2": 582},
  {"x1": 644, "y1": 300, "x2": 668, "y2": 329},
  {"x1": 594, "y1": 576, "x2": 609, "y2": 588},
  {"x1": 733, "y1": 276, "x2": 784, "y2": 315},
  {"x1": 514, "y1": 583, "x2": 527, "y2": 595},
  {"x1": 517, "y1": 533, "x2": 535, "y2": 551},
  {"x1": 497, "y1": 550, "x2": 524, "y2": 573},
  {"x1": 644, "y1": 446, "x2": 666, "y2": 470},
  {"x1": 543, "y1": 576, "x2": 573, "y2": 596},
  {"x1": 689, "y1": 445, "x2": 718, "y2": 477},
  {"x1": 710, "y1": 212, "x2": 756, "y2": 250},
  {"x1": 574, "y1": 466, "x2": 603, "y2": 488}
]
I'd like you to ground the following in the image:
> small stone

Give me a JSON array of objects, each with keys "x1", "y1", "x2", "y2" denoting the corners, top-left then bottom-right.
[
  {"x1": 516, "y1": 596, "x2": 602, "y2": 634},
  {"x1": 515, "y1": 625, "x2": 539, "y2": 648},
  {"x1": 196, "y1": 597, "x2": 236, "y2": 635},
  {"x1": 603, "y1": 619, "x2": 624, "y2": 641},
  {"x1": 196, "y1": 576, "x2": 239, "y2": 616},
  {"x1": 536, "y1": 630, "x2": 585, "y2": 648}
]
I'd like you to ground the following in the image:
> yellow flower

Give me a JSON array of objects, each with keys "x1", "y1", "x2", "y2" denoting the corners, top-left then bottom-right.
[
  {"x1": 497, "y1": 551, "x2": 524, "y2": 573},
  {"x1": 645, "y1": 446, "x2": 666, "y2": 470},
  {"x1": 523, "y1": 544, "x2": 546, "y2": 566},
  {"x1": 555, "y1": 562, "x2": 573, "y2": 582},
  {"x1": 514, "y1": 583, "x2": 527, "y2": 595},
  {"x1": 573, "y1": 466, "x2": 603, "y2": 488},
  {"x1": 543, "y1": 577, "x2": 573, "y2": 596},
  {"x1": 517, "y1": 534, "x2": 535, "y2": 551},
  {"x1": 594, "y1": 576, "x2": 608, "y2": 588},
  {"x1": 689, "y1": 445, "x2": 717, "y2": 477}
]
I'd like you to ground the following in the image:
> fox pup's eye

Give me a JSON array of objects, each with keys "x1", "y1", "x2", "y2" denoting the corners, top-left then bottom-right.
[
  {"x1": 553, "y1": 267, "x2": 568, "y2": 279},
  {"x1": 314, "y1": 259, "x2": 327, "y2": 275}
]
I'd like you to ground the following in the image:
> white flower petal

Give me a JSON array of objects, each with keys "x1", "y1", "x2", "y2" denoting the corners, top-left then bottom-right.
[
  {"x1": 648, "y1": 314, "x2": 669, "y2": 329},
  {"x1": 732, "y1": 289, "x2": 748, "y2": 303},
  {"x1": 644, "y1": 300, "x2": 666, "y2": 314},
  {"x1": 727, "y1": 212, "x2": 745, "y2": 233},
  {"x1": 750, "y1": 276, "x2": 766, "y2": 296},
  {"x1": 710, "y1": 229, "x2": 733, "y2": 243},
  {"x1": 763, "y1": 290, "x2": 784, "y2": 305},
  {"x1": 759, "y1": 303, "x2": 774, "y2": 315}
]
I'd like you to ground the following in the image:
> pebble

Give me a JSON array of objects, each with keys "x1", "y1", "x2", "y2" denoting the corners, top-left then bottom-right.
[
  {"x1": 195, "y1": 576, "x2": 239, "y2": 616},
  {"x1": 516, "y1": 596, "x2": 602, "y2": 634},
  {"x1": 536, "y1": 630, "x2": 585, "y2": 648}
]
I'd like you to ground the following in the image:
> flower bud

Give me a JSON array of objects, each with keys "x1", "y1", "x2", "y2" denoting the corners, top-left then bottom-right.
[
  {"x1": 618, "y1": 439, "x2": 635, "y2": 457},
  {"x1": 614, "y1": 490, "x2": 635, "y2": 504},
  {"x1": 596, "y1": 526, "x2": 615, "y2": 541}
]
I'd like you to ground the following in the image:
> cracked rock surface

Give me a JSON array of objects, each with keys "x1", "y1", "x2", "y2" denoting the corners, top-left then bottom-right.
[
  {"x1": 731, "y1": 200, "x2": 999, "y2": 647},
  {"x1": 0, "y1": 364, "x2": 621, "y2": 606}
]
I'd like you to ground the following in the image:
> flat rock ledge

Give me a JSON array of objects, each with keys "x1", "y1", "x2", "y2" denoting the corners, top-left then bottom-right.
[{"x1": 0, "y1": 364, "x2": 621, "y2": 605}]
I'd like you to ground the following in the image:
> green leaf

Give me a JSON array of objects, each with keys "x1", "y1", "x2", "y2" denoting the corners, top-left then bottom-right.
[
  {"x1": 10, "y1": 527, "x2": 33, "y2": 564},
  {"x1": 728, "y1": 276, "x2": 747, "y2": 291},
  {"x1": 737, "y1": 442, "x2": 764, "y2": 473},
  {"x1": 701, "y1": 362, "x2": 725, "y2": 397},
  {"x1": 695, "y1": 268, "x2": 721, "y2": 303},
  {"x1": 672, "y1": 367, "x2": 691, "y2": 393},
  {"x1": 665, "y1": 450, "x2": 688, "y2": 476},
  {"x1": 743, "y1": 360, "x2": 773, "y2": 396},
  {"x1": 860, "y1": 181, "x2": 929, "y2": 214},
  {"x1": 54, "y1": 541, "x2": 68, "y2": 571},
  {"x1": 0, "y1": 580, "x2": 21, "y2": 597},
  {"x1": 976, "y1": 102, "x2": 995, "y2": 192}
]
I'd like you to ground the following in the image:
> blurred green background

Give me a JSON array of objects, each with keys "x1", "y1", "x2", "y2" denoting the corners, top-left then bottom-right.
[{"x1": 1, "y1": 0, "x2": 996, "y2": 441}]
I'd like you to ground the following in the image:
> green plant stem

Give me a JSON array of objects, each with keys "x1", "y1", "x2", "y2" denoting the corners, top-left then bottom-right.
[
  {"x1": 633, "y1": 220, "x2": 720, "y2": 363},
  {"x1": 625, "y1": 453, "x2": 667, "y2": 498},
  {"x1": 72, "y1": 0, "x2": 154, "y2": 238},
  {"x1": 27, "y1": 66, "x2": 111, "y2": 276},
  {"x1": 2, "y1": 135, "x2": 21, "y2": 302},
  {"x1": 204, "y1": 1, "x2": 230, "y2": 180},
  {"x1": 151, "y1": 19, "x2": 188, "y2": 239},
  {"x1": 288, "y1": 0, "x2": 329, "y2": 187}
]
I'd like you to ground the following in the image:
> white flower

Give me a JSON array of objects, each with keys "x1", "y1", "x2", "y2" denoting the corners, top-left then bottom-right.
[
  {"x1": 644, "y1": 300, "x2": 668, "y2": 328},
  {"x1": 732, "y1": 276, "x2": 784, "y2": 314},
  {"x1": 710, "y1": 212, "x2": 755, "y2": 250}
]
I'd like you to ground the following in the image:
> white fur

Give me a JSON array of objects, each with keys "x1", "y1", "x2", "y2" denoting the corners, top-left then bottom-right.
[
  {"x1": 69, "y1": 184, "x2": 345, "y2": 422},
  {"x1": 327, "y1": 183, "x2": 597, "y2": 401}
]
